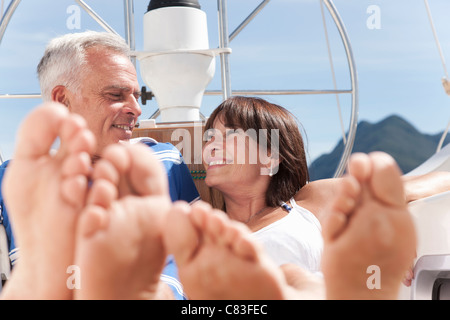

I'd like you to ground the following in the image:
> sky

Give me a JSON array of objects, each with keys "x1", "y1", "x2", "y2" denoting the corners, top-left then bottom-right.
[{"x1": 1, "y1": 0, "x2": 450, "y2": 169}]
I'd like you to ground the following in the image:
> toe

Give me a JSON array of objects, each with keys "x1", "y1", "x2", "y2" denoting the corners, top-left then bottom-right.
[
  {"x1": 127, "y1": 143, "x2": 168, "y2": 196},
  {"x1": 86, "y1": 178, "x2": 118, "y2": 208},
  {"x1": 347, "y1": 153, "x2": 372, "y2": 183},
  {"x1": 61, "y1": 152, "x2": 92, "y2": 178},
  {"x1": 14, "y1": 102, "x2": 69, "y2": 159},
  {"x1": 78, "y1": 205, "x2": 109, "y2": 238},
  {"x1": 164, "y1": 202, "x2": 199, "y2": 266},
  {"x1": 92, "y1": 158, "x2": 120, "y2": 186},
  {"x1": 368, "y1": 152, "x2": 405, "y2": 207},
  {"x1": 61, "y1": 174, "x2": 89, "y2": 209}
]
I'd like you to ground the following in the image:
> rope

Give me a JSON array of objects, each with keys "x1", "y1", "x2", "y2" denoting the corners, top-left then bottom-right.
[
  {"x1": 319, "y1": 0, "x2": 346, "y2": 145},
  {"x1": 436, "y1": 118, "x2": 450, "y2": 153},
  {"x1": 190, "y1": 170, "x2": 206, "y2": 180},
  {"x1": 424, "y1": 0, "x2": 449, "y2": 80},
  {"x1": 424, "y1": 0, "x2": 450, "y2": 152},
  {"x1": 0, "y1": 2, "x2": 8, "y2": 162}
]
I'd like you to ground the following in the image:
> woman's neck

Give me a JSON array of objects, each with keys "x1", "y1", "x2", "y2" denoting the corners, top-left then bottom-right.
[{"x1": 222, "y1": 193, "x2": 267, "y2": 224}]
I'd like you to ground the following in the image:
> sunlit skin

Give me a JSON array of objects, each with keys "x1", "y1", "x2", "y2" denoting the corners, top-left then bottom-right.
[
  {"x1": 52, "y1": 47, "x2": 142, "y2": 161},
  {"x1": 202, "y1": 118, "x2": 281, "y2": 226},
  {"x1": 203, "y1": 120, "x2": 264, "y2": 187}
]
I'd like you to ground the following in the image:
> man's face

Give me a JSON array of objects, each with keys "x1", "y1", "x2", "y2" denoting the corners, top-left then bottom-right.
[{"x1": 67, "y1": 47, "x2": 141, "y2": 158}]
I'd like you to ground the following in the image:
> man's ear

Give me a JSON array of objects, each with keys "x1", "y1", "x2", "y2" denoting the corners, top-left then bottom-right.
[{"x1": 51, "y1": 85, "x2": 70, "y2": 107}]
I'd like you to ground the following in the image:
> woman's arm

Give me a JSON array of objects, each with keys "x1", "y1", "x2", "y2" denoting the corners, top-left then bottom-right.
[{"x1": 298, "y1": 171, "x2": 450, "y2": 215}]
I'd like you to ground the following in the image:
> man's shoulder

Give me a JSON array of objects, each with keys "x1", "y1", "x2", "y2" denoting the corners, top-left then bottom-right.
[
  {"x1": 129, "y1": 137, "x2": 159, "y2": 146},
  {"x1": 130, "y1": 137, "x2": 174, "y2": 149},
  {"x1": 0, "y1": 160, "x2": 10, "y2": 170},
  {"x1": 130, "y1": 138, "x2": 182, "y2": 164},
  {"x1": 0, "y1": 160, "x2": 10, "y2": 184}
]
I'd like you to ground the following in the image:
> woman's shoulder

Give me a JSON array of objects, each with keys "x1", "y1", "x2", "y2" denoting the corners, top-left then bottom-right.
[
  {"x1": 293, "y1": 178, "x2": 343, "y2": 221},
  {"x1": 294, "y1": 178, "x2": 340, "y2": 201}
]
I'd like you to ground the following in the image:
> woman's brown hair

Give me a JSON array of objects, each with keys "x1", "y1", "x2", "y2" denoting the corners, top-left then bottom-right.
[{"x1": 205, "y1": 96, "x2": 309, "y2": 207}]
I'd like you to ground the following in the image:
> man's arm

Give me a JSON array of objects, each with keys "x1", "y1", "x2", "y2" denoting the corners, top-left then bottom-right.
[{"x1": 402, "y1": 171, "x2": 450, "y2": 203}]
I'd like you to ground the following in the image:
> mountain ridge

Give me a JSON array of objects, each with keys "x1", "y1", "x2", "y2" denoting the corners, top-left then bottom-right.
[{"x1": 308, "y1": 114, "x2": 450, "y2": 180}]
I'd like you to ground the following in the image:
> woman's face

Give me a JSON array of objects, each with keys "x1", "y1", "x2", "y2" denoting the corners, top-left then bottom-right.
[{"x1": 202, "y1": 118, "x2": 270, "y2": 191}]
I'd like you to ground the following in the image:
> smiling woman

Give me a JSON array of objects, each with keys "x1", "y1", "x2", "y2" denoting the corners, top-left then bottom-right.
[
  {"x1": 201, "y1": 96, "x2": 323, "y2": 274},
  {"x1": 203, "y1": 96, "x2": 309, "y2": 208}
]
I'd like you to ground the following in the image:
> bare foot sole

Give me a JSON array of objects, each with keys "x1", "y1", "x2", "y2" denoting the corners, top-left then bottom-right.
[
  {"x1": 164, "y1": 201, "x2": 288, "y2": 300},
  {"x1": 1, "y1": 102, "x2": 95, "y2": 299},
  {"x1": 321, "y1": 152, "x2": 416, "y2": 300},
  {"x1": 74, "y1": 143, "x2": 171, "y2": 300},
  {"x1": 280, "y1": 264, "x2": 325, "y2": 299}
]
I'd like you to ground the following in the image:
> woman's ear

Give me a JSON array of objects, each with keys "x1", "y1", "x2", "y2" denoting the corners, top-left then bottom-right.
[
  {"x1": 262, "y1": 156, "x2": 281, "y2": 176},
  {"x1": 270, "y1": 157, "x2": 281, "y2": 176}
]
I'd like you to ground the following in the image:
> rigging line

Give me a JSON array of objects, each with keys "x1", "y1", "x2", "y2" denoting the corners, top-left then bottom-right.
[
  {"x1": 437, "y1": 118, "x2": 450, "y2": 153},
  {"x1": 424, "y1": 0, "x2": 450, "y2": 153},
  {"x1": 320, "y1": 0, "x2": 346, "y2": 145},
  {"x1": 424, "y1": 0, "x2": 449, "y2": 80}
]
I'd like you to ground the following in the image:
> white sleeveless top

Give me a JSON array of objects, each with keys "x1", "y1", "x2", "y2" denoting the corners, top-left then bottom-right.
[{"x1": 252, "y1": 198, "x2": 323, "y2": 274}]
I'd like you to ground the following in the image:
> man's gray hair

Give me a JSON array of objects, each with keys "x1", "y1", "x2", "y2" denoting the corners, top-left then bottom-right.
[{"x1": 37, "y1": 31, "x2": 131, "y2": 101}]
